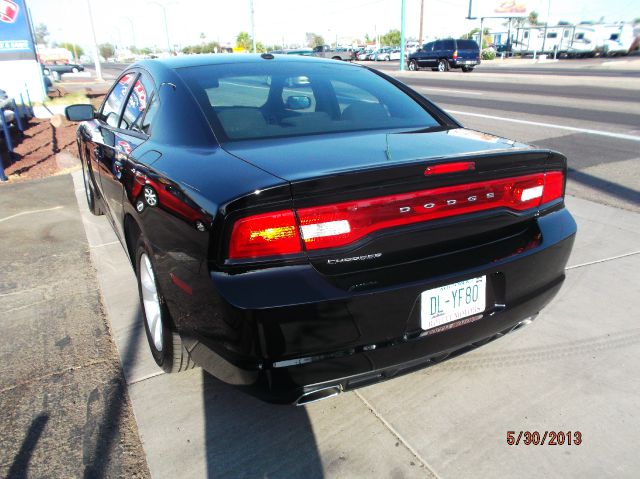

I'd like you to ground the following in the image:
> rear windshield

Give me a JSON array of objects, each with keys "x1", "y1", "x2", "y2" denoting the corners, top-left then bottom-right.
[
  {"x1": 176, "y1": 61, "x2": 440, "y2": 141},
  {"x1": 456, "y1": 40, "x2": 479, "y2": 50}
]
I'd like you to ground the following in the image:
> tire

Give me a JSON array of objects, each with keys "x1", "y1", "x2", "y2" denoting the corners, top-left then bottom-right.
[
  {"x1": 385, "y1": 55, "x2": 390, "y2": 61},
  {"x1": 408, "y1": 60, "x2": 419, "y2": 71},
  {"x1": 72, "y1": 67, "x2": 79, "y2": 73},
  {"x1": 437, "y1": 59, "x2": 449, "y2": 72},
  {"x1": 80, "y1": 152, "x2": 103, "y2": 216},
  {"x1": 135, "y1": 237, "x2": 196, "y2": 374},
  {"x1": 462, "y1": 66, "x2": 474, "y2": 72}
]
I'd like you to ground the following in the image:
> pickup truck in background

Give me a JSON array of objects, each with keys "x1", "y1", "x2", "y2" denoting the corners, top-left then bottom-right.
[{"x1": 312, "y1": 45, "x2": 354, "y2": 61}]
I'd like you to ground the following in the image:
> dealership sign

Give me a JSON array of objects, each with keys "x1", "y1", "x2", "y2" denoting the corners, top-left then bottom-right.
[
  {"x1": 472, "y1": 0, "x2": 543, "y2": 18},
  {"x1": 0, "y1": 0, "x2": 36, "y2": 58}
]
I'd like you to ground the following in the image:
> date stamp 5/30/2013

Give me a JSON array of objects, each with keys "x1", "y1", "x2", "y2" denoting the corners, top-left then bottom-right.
[{"x1": 507, "y1": 431, "x2": 582, "y2": 446}]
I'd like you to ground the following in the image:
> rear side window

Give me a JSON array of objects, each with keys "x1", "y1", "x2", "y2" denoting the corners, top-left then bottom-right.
[
  {"x1": 101, "y1": 73, "x2": 134, "y2": 127},
  {"x1": 443, "y1": 40, "x2": 455, "y2": 50},
  {"x1": 177, "y1": 62, "x2": 441, "y2": 141},
  {"x1": 138, "y1": 95, "x2": 159, "y2": 135},
  {"x1": 456, "y1": 40, "x2": 479, "y2": 50},
  {"x1": 121, "y1": 73, "x2": 154, "y2": 131}
]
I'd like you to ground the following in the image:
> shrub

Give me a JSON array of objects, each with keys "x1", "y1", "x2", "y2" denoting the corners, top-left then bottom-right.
[{"x1": 482, "y1": 49, "x2": 496, "y2": 60}]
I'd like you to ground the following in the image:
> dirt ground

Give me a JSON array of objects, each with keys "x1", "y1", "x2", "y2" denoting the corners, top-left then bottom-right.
[{"x1": 1, "y1": 93, "x2": 105, "y2": 182}]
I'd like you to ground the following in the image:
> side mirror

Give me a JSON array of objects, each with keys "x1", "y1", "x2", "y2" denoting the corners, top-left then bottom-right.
[
  {"x1": 285, "y1": 95, "x2": 311, "y2": 110},
  {"x1": 65, "y1": 104, "x2": 95, "y2": 121}
]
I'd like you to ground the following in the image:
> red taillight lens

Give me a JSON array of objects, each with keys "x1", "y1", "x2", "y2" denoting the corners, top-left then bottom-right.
[
  {"x1": 453, "y1": 49, "x2": 458, "y2": 59},
  {"x1": 228, "y1": 171, "x2": 564, "y2": 259},
  {"x1": 296, "y1": 172, "x2": 564, "y2": 251},
  {"x1": 228, "y1": 210, "x2": 301, "y2": 259},
  {"x1": 541, "y1": 170, "x2": 564, "y2": 204}
]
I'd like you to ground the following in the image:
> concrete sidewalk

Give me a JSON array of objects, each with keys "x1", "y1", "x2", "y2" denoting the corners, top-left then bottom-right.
[
  {"x1": 72, "y1": 170, "x2": 640, "y2": 478},
  {"x1": 0, "y1": 175, "x2": 149, "y2": 477}
]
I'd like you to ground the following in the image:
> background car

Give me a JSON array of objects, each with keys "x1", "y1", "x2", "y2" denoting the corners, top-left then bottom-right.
[
  {"x1": 374, "y1": 47, "x2": 401, "y2": 61},
  {"x1": 408, "y1": 39, "x2": 480, "y2": 72},
  {"x1": 41, "y1": 63, "x2": 84, "y2": 75},
  {"x1": 65, "y1": 54, "x2": 575, "y2": 405}
]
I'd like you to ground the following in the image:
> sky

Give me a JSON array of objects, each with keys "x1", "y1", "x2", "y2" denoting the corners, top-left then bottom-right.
[{"x1": 28, "y1": 0, "x2": 638, "y2": 51}]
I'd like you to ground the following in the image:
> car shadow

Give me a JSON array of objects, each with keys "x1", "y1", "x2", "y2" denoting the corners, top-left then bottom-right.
[
  {"x1": 202, "y1": 372, "x2": 324, "y2": 478},
  {"x1": 568, "y1": 167, "x2": 640, "y2": 205}
]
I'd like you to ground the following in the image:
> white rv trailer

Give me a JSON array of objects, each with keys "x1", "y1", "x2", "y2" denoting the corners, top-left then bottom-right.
[
  {"x1": 511, "y1": 25, "x2": 577, "y2": 56},
  {"x1": 601, "y1": 23, "x2": 638, "y2": 56}
]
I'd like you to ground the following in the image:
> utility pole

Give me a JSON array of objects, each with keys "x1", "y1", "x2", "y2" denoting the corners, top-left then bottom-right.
[
  {"x1": 149, "y1": 2, "x2": 171, "y2": 54},
  {"x1": 400, "y1": 0, "x2": 406, "y2": 71},
  {"x1": 418, "y1": 0, "x2": 424, "y2": 45},
  {"x1": 85, "y1": 0, "x2": 103, "y2": 82},
  {"x1": 121, "y1": 17, "x2": 136, "y2": 49},
  {"x1": 250, "y1": 0, "x2": 256, "y2": 53}
]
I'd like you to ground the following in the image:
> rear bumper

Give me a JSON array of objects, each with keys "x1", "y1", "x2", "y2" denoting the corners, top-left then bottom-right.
[
  {"x1": 183, "y1": 207, "x2": 576, "y2": 403},
  {"x1": 452, "y1": 60, "x2": 479, "y2": 67}
]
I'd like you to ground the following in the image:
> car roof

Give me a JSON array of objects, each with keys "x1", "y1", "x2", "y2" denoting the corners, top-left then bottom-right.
[{"x1": 136, "y1": 53, "x2": 338, "y2": 71}]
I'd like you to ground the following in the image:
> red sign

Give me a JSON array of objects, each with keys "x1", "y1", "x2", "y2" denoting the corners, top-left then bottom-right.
[{"x1": 0, "y1": 0, "x2": 18, "y2": 23}]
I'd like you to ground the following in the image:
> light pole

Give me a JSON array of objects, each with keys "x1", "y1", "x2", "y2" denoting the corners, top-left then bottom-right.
[
  {"x1": 85, "y1": 0, "x2": 103, "y2": 82},
  {"x1": 120, "y1": 17, "x2": 136, "y2": 49},
  {"x1": 250, "y1": 0, "x2": 256, "y2": 53},
  {"x1": 149, "y1": 2, "x2": 171, "y2": 54},
  {"x1": 399, "y1": 0, "x2": 406, "y2": 71}
]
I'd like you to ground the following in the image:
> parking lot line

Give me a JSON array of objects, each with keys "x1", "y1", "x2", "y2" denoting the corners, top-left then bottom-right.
[{"x1": 446, "y1": 110, "x2": 640, "y2": 142}]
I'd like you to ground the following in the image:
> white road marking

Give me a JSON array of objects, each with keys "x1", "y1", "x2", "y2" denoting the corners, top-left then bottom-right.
[
  {"x1": 422, "y1": 87, "x2": 483, "y2": 96},
  {"x1": 446, "y1": 109, "x2": 640, "y2": 142},
  {"x1": 0, "y1": 206, "x2": 64, "y2": 224}
]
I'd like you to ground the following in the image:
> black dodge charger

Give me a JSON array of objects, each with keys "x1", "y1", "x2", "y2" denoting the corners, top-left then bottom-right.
[{"x1": 66, "y1": 54, "x2": 576, "y2": 405}]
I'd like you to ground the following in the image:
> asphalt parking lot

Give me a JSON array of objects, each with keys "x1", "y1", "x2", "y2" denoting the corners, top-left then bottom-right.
[{"x1": 3, "y1": 58, "x2": 640, "y2": 477}]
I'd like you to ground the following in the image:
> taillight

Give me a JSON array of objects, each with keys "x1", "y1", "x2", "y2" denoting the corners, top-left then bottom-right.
[
  {"x1": 453, "y1": 49, "x2": 458, "y2": 59},
  {"x1": 228, "y1": 171, "x2": 564, "y2": 259},
  {"x1": 228, "y1": 210, "x2": 301, "y2": 259}
]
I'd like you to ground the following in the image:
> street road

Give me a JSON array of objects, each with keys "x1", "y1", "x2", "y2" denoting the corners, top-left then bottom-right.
[{"x1": 370, "y1": 61, "x2": 640, "y2": 211}]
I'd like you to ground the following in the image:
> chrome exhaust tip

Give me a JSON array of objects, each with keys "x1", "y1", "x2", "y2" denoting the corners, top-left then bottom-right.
[
  {"x1": 511, "y1": 316, "x2": 535, "y2": 333},
  {"x1": 295, "y1": 385, "x2": 342, "y2": 406}
]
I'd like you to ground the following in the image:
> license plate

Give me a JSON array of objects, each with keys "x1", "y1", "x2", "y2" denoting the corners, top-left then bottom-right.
[
  {"x1": 421, "y1": 276, "x2": 486, "y2": 331},
  {"x1": 464, "y1": 61, "x2": 476, "y2": 65}
]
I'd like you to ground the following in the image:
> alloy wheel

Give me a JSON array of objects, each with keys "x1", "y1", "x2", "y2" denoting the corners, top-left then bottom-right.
[{"x1": 140, "y1": 253, "x2": 163, "y2": 351}]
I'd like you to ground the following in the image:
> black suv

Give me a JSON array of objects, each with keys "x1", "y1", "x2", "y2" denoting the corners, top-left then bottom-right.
[{"x1": 408, "y1": 39, "x2": 480, "y2": 72}]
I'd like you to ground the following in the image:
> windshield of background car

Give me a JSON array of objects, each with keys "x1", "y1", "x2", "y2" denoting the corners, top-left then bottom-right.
[{"x1": 177, "y1": 61, "x2": 441, "y2": 141}]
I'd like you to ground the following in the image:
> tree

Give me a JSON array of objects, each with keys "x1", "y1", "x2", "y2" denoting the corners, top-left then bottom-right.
[
  {"x1": 236, "y1": 31, "x2": 253, "y2": 51},
  {"x1": 34, "y1": 23, "x2": 49, "y2": 44},
  {"x1": 305, "y1": 32, "x2": 325, "y2": 48},
  {"x1": 98, "y1": 43, "x2": 115, "y2": 60},
  {"x1": 380, "y1": 29, "x2": 401, "y2": 47},
  {"x1": 527, "y1": 11, "x2": 540, "y2": 26},
  {"x1": 59, "y1": 42, "x2": 83, "y2": 61}
]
